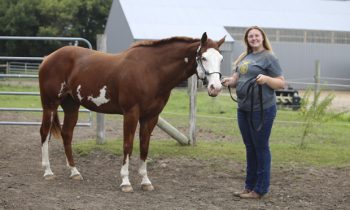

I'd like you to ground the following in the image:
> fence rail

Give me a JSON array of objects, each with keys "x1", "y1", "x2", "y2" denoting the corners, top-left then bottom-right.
[
  {"x1": 0, "y1": 87, "x2": 93, "y2": 126},
  {"x1": 0, "y1": 36, "x2": 93, "y2": 127},
  {"x1": 1, "y1": 62, "x2": 40, "y2": 75}
]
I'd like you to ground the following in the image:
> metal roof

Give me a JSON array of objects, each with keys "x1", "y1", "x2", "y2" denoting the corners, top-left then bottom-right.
[{"x1": 117, "y1": 0, "x2": 350, "y2": 40}]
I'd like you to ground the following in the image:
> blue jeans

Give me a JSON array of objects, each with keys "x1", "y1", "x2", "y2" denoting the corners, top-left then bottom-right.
[{"x1": 237, "y1": 105, "x2": 276, "y2": 195}]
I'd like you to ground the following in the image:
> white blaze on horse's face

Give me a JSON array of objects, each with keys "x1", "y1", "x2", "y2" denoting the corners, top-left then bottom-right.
[{"x1": 198, "y1": 48, "x2": 223, "y2": 97}]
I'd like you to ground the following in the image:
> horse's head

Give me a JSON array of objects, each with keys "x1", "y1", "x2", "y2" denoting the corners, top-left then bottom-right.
[{"x1": 196, "y1": 32, "x2": 226, "y2": 97}]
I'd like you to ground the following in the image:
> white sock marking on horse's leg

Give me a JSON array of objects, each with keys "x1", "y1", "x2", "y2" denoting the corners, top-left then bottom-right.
[
  {"x1": 120, "y1": 155, "x2": 131, "y2": 186},
  {"x1": 69, "y1": 166, "x2": 81, "y2": 177},
  {"x1": 42, "y1": 138, "x2": 53, "y2": 177},
  {"x1": 42, "y1": 112, "x2": 54, "y2": 177},
  {"x1": 139, "y1": 159, "x2": 152, "y2": 185},
  {"x1": 65, "y1": 158, "x2": 81, "y2": 178}
]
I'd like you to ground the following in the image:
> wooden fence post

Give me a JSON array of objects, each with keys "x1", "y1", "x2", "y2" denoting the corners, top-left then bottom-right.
[
  {"x1": 188, "y1": 75, "x2": 197, "y2": 146},
  {"x1": 314, "y1": 60, "x2": 320, "y2": 108}
]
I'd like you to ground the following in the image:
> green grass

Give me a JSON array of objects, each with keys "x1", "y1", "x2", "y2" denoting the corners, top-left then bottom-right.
[
  {"x1": 74, "y1": 140, "x2": 245, "y2": 161},
  {"x1": 0, "y1": 83, "x2": 40, "y2": 108},
  {"x1": 1, "y1": 83, "x2": 350, "y2": 168},
  {"x1": 74, "y1": 139, "x2": 350, "y2": 168}
]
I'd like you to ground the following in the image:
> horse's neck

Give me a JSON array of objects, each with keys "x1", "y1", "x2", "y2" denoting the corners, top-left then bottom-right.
[{"x1": 156, "y1": 42, "x2": 199, "y2": 90}]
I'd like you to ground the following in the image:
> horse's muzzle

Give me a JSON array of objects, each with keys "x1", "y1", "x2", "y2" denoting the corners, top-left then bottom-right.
[{"x1": 208, "y1": 84, "x2": 222, "y2": 97}]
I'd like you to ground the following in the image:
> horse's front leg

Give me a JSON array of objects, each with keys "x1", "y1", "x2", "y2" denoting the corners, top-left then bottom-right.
[
  {"x1": 120, "y1": 107, "x2": 139, "y2": 193},
  {"x1": 138, "y1": 116, "x2": 159, "y2": 191}
]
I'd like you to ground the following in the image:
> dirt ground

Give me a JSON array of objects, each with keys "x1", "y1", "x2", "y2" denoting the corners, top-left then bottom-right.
[{"x1": 1, "y1": 112, "x2": 350, "y2": 210}]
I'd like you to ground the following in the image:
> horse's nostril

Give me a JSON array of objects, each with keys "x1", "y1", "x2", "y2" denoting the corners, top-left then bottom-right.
[{"x1": 210, "y1": 84, "x2": 215, "y2": 90}]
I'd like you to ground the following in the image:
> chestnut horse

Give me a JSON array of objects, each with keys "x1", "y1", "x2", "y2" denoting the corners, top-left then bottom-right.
[{"x1": 39, "y1": 33, "x2": 225, "y2": 192}]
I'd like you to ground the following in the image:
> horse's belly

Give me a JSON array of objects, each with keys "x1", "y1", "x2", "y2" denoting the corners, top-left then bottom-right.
[{"x1": 80, "y1": 102, "x2": 122, "y2": 115}]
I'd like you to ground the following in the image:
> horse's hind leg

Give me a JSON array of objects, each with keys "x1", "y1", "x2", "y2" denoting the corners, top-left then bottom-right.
[
  {"x1": 138, "y1": 115, "x2": 158, "y2": 191},
  {"x1": 61, "y1": 96, "x2": 83, "y2": 180},
  {"x1": 40, "y1": 107, "x2": 59, "y2": 180}
]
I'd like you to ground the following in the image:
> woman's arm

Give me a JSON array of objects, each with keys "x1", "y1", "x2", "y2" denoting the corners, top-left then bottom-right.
[{"x1": 256, "y1": 74, "x2": 286, "y2": 90}]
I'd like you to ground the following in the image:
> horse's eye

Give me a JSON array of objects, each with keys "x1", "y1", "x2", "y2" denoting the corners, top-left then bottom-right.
[{"x1": 201, "y1": 57, "x2": 207, "y2": 61}]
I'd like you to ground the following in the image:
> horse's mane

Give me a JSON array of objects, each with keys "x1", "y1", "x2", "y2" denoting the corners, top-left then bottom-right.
[{"x1": 131, "y1": 36, "x2": 200, "y2": 48}]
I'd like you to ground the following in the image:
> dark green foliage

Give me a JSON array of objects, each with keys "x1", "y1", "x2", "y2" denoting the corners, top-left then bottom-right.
[{"x1": 0, "y1": 0, "x2": 112, "y2": 56}]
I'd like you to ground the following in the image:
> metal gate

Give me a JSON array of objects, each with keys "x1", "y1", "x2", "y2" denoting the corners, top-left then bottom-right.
[{"x1": 0, "y1": 36, "x2": 93, "y2": 126}]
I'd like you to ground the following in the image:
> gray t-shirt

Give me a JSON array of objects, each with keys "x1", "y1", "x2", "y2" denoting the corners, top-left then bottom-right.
[{"x1": 236, "y1": 50, "x2": 283, "y2": 111}]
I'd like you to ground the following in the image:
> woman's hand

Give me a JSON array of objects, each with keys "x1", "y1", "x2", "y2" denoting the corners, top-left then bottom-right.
[
  {"x1": 256, "y1": 74, "x2": 286, "y2": 90},
  {"x1": 221, "y1": 72, "x2": 239, "y2": 87},
  {"x1": 256, "y1": 74, "x2": 269, "y2": 85},
  {"x1": 221, "y1": 77, "x2": 234, "y2": 87}
]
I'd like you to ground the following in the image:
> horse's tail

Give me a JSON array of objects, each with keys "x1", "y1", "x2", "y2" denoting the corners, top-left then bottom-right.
[
  {"x1": 39, "y1": 53, "x2": 62, "y2": 141},
  {"x1": 47, "y1": 110, "x2": 62, "y2": 141},
  {"x1": 51, "y1": 111, "x2": 62, "y2": 140}
]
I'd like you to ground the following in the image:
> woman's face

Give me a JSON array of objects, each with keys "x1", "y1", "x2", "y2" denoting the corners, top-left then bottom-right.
[{"x1": 247, "y1": 29, "x2": 264, "y2": 50}]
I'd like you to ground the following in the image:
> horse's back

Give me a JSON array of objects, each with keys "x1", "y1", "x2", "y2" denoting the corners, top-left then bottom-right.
[{"x1": 40, "y1": 46, "x2": 92, "y2": 74}]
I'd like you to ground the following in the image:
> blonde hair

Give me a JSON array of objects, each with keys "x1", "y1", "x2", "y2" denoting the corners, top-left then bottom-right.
[{"x1": 233, "y1": 26, "x2": 273, "y2": 68}]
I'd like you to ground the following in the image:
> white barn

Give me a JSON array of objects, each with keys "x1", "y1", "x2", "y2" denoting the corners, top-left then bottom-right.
[{"x1": 105, "y1": 0, "x2": 350, "y2": 89}]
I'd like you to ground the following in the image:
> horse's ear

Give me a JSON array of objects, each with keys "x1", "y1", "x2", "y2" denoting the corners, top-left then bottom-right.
[
  {"x1": 217, "y1": 36, "x2": 226, "y2": 47},
  {"x1": 201, "y1": 32, "x2": 208, "y2": 44}
]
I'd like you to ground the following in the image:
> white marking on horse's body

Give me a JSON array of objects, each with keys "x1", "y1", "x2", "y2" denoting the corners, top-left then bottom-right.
[
  {"x1": 184, "y1": 57, "x2": 189, "y2": 63},
  {"x1": 77, "y1": 85, "x2": 84, "y2": 101},
  {"x1": 139, "y1": 160, "x2": 152, "y2": 185},
  {"x1": 42, "y1": 112, "x2": 54, "y2": 177},
  {"x1": 58, "y1": 82, "x2": 66, "y2": 98},
  {"x1": 120, "y1": 155, "x2": 131, "y2": 186},
  {"x1": 87, "y1": 85, "x2": 110, "y2": 106}
]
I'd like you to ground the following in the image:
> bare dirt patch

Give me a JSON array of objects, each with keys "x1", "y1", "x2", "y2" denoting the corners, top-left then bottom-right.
[{"x1": 1, "y1": 114, "x2": 350, "y2": 210}]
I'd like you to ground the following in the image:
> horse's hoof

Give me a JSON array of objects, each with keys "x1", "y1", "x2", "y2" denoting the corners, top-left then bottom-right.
[
  {"x1": 70, "y1": 174, "x2": 84, "y2": 180},
  {"x1": 44, "y1": 174, "x2": 56, "y2": 180},
  {"x1": 141, "y1": 184, "x2": 154, "y2": 191},
  {"x1": 121, "y1": 185, "x2": 134, "y2": 193}
]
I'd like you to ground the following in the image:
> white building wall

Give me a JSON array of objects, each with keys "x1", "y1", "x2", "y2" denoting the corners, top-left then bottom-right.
[
  {"x1": 232, "y1": 41, "x2": 350, "y2": 90},
  {"x1": 105, "y1": 0, "x2": 134, "y2": 53}
]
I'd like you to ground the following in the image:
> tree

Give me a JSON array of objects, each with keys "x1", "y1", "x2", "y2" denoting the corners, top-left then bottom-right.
[
  {"x1": 0, "y1": 0, "x2": 112, "y2": 57},
  {"x1": 74, "y1": 0, "x2": 112, "y2": 49},
  {"x1": 0, "y1": 0, "x2": 41, "y2": 56}
]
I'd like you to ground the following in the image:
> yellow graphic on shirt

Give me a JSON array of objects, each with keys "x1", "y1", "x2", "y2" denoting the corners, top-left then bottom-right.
[{"x1": 239, "y1": 61, "x2": 250, "y2": 74}]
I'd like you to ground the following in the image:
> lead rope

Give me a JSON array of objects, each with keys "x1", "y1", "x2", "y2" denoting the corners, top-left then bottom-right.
[
  {"x1": 226, "y1": 77, "x2": 264, "y2": 132},
  {"x1": 248, "y1": 81, "x2": 264, "y2": 131}
]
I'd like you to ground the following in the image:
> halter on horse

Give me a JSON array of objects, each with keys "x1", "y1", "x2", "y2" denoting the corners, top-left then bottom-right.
[{"x1": 39, "y1": 32, "x2": 225, "y2": 192}]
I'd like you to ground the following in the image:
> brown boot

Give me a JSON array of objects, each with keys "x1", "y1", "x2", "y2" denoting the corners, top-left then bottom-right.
[
  {"x1": 233, "y1": 189, "x2": 251, "y2": 197},
  {"x1": 239, "y1": 191, "x2": 262, "y2": 199}
]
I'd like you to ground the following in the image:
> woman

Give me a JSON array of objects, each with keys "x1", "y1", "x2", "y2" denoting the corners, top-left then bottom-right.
[{"x1": 222, "y1": 26, "x2": 285, "y2": 199}]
